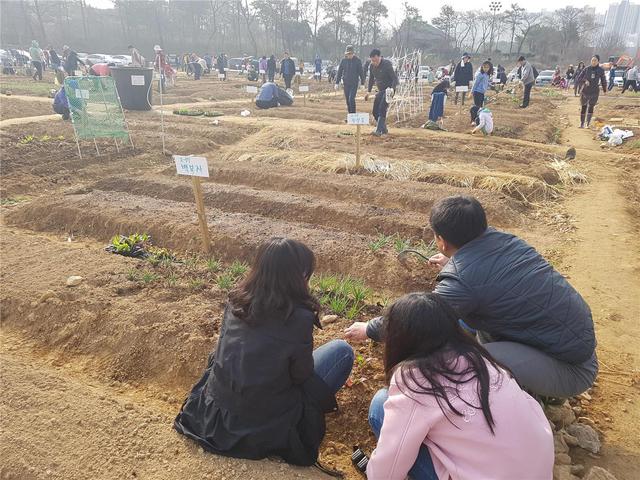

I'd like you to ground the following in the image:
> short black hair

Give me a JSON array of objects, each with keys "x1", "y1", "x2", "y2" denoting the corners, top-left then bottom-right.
[
  {"x1": 593, "y1": 54, "x2": 600, "y2": 61},
  {"x1": 517, "y1": 55, "x2": 525, "y2": 62},
  {"x1": 429, "y1": 196, "x2": 487, "y2": 248},
  {"x1": 370, "y1": 49, "x2": 381, "y2": 58}
]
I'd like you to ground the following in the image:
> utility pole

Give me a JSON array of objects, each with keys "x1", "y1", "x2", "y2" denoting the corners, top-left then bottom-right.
[{"x1": 488, "y1": 1, "x2": 502, "y2": 55}]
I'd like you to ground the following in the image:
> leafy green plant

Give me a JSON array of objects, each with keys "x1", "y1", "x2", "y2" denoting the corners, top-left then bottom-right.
[
  {"x1": 206, "y1": 257, "x2": 222, "y2": 272},
  {"x1": 228, "y1": 260, "x2": 249, "y2": 278},
  {"x1": 141, "y1": 270, "x2": 159, "y2": 284},
  {"x1": 355, "y1": 354, "x2": 367, "y2": 368},
  {"x1": 216, "y1": 273, "x2": 235, "y2": 291},
  {"x1": 18, "y1": 135, "x2": 35, "y2": 145},
  {"x1": 166, "y1": 273, "x2": 178, "y2": 287},
  {"x1": 108, "y1": 233, "x2": 150, "y2": 255},
  {"x1": 189, "y1": 278, "x2": 205, "y2": 290},
  {"x1": 312, "y1": 274, "x2": 371, "y2": 319},
  {"x1": 393, "y1": 236, "x2": 412, "y2": 253},
  {"x1": 328, "y1": 295, "x2": 349, "y2": 316},
  {"x1": 346, "y1": 302, "x2": 364, "y2": 320},
  {"x1": 126, "y1": 268, "x2": 139, "y2": 281},
  {"x1": 368, "y1": 233, "x2": 392, "y2": 252}
]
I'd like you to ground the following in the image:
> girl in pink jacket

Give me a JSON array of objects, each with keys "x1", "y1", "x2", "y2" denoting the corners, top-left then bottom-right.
[{"x1": 366, "y1": 293, "x2": 554, "y2": 480}]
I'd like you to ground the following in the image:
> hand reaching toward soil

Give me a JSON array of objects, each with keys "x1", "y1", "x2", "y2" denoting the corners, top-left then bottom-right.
[
  {"x1": 344, "y1": 322, "x2": 368, "y2": 342},
  {"x1": 428, "y1": 253, "x2": 450, "y2": 271}
]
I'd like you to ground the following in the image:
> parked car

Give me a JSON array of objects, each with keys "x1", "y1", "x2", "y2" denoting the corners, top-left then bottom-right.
[
  {"x1": 612, "y1": 70, "x2": 625, "y2": 87},
  {"x1": 535, "y1": 70, "x2": 554, "y2": 86},
  {"x1": 77, "y1": 52, "x2": 89, "y2": 63},
  {"x1": 9, "y1": 49, "x2": 30, "y2": 65},
  {"x1": 87, "y1": 53, "x2": 112, "y2": 65},
  {"x1": 109, "y1": 54, "x2": 131, "y2": 66}
]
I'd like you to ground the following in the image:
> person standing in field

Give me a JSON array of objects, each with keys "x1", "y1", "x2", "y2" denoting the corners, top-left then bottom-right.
[
  {"x1": 516, "y1": 55, "x2": 535, "y2": 108},
  {"x1": 470, "y1": 61, "x2": 490, "y2": 124},
  {"x1": 621, "y1": 65, "x2": 638, "y2": 93},
  {"x1": 280, "y1": 52, "x2": 296, "y2": 89},
  {"x1": 267, "y1": 54, "x2": 277, "y2": 83},
  {"x1": 314, "y1": 54, "x2": 322, "y2": 81},
  {"x1": 573, "y1": 61, "x2": 585, "y2": 96},
  {"x1": 335, "y1": 45, "x2": 365, "y2": 115},
  {"x1": 608, "y1": 63, "x2": 617, "y2": 91},
  {"x1": 174, "y1": 238, "x2": 353, "y2": 468},
  {"x1": 259, "y1": 55, "x2": 268, "y2": 83},
  {"x1": 128, "y1": 45, "x2": 144, "y2": 67},
  {"x1": 575, "y1": 54, "x2": 607, "y2": 129},
  {"x1": 365, "y1": 49, "x2": 399, "y2": 137},
  {"x1": 216, "y1": 53, "x2": 227, "y2": 80},
  {"x1": 452, "y1": 53, "x2": 473, "y2": 105},
  {"x1": 29, "y1": 40, "x2": 44, "y2": 81},
  {"x1": 62, "y1": 45, "x2": 85, "y2": 76}
]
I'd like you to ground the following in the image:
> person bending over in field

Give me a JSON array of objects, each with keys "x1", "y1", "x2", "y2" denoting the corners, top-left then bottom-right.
[
  {"x1": 345, "y1": 195, "x2": 597, "y2": 400},
  {"x1": 174, "y1": 238, "x2": 354, "y2": 469},
  {"x1": 365, "y1": 292, "x2": 553, "y2": 480}
]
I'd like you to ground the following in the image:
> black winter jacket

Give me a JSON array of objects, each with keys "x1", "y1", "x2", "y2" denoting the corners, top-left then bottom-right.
[
  {"x1": 453, "y1": 60, "x2": 473, "y2": 85},
  {"x1": 174, "y1": 305, "x2": 336, "y2": 466},
  {"x1": 367, "y1": 228, "x2": 595, "y2": 364},
  {"x1": 367, "y1": 58, "x2": 399, "y2": 92},
  {"x1": 336, "y1": 56, "x2": 365, "y2": 86}
]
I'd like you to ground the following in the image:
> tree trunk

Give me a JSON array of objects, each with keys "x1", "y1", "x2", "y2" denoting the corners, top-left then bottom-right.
[
  {"x1": 33, "y1": 0, "x2": 48, "y2": 43},
  {"x1": 79, "y1": 0, "x2": 89, "y2": 41}
]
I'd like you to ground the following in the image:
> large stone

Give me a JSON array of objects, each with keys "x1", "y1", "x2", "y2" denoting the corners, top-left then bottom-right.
[
  {"x1": 321, "y1": 314, "x2": 338, "y2": 326},
  {"x1": 555, "y1": 452, "x2": 572, "y2": 465},
  {"x1": 66, "y1": 275, "x2": 84, "y2": 287},
  {"x1": 554, "y1": 431, "x2": 570, "y2": 454},
  {"x1": 584, "y1": 467, "x2": 618, "y2": 480},
  {"x1": 554, "y1": 465, "x2": 580, "y2": 480},
  {"x1": 563, "y1": 431, "x2": 580, "y2": 447},
  {"x1": 546, "y1": 402, "x2": 577, "y2": 427},
  {"x1": 566, "y1": 423, "x2": 601, "y2": 454}
]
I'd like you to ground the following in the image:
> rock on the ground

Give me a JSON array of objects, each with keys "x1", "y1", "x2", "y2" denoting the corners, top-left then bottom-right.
[
  {"x1": 546, "y1": 402, "x2": 577, "y2": 427},
  {"x1": 66, "y1": 275, "x2": 84, "y2": 287},
  {"x1": 570, "y1": 465, "x2": 585, "y2": 477},
  {"x1": 554, "y1": 465, "x2": 580, "y2": 480},
  {"x1": 555, "y1": 452, "x2": 572, "y2": 465},
  {"x1": 584, "y1": 466, "x2": 618, "y2": 480},
  {"x1": 320, "y1": 314, "x2": 338, "y2": 326},
  {"x1": 563, "y1": 431, "x2": 580, "y2": 447},
  {"x1": 554, "y1": 431, "x2": 570, "y2": 454},
  {"x1": 566, "y1": 423, "x2": 601, "y2": 454}
]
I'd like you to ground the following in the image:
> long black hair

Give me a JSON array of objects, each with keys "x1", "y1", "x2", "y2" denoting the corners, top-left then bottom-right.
[
  {"x1": 383, "y1": 292, "x2": 508, "y2": 433},
  {"x1": 229, "y1": 237, "x2": 320, "y2": 326}
]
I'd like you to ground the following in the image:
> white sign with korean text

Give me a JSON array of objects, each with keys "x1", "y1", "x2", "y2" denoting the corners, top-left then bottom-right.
[
  {"x1": 246, "y1": 85, "x2": 258, "y2": 94},
  {"x1": 299, "y1": 85, "x2": 309, "y2": 92},
  {"x1": 347, "y1": 113, "x2": 370, "y2": 125},
  {"x1": 259, "y1": 69, "x2": 266, "y2": 74},
  {"x1": 218, "y1": 73, "x2": 225, "y2": 79},
  {"x1": 131, "y1": 75, "x2": 146, "y2": 86},
  {"x1": 75, "y1": 89, "x2": 90, "y2": 99},
  {"x1": 455, "y1": 85, "x2": 469, "y2": 92},
  {"x1": 174, "y1": 155, "x2": 210, "y2": 178}
]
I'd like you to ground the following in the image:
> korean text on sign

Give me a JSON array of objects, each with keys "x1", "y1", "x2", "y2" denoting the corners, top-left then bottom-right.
[{"x1": 173, "y1": 155, "x2": 210, "y2": 178}]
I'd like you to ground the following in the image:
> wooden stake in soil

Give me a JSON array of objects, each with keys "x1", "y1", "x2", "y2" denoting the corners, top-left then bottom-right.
[
  {"x1": 455, "y1": 85, "x2": 468, "y2": 116},
  {"x1": 173, "y1": 155, "x2": 211, "y2": 253},
  {"x1": 299, "y1": 85, "x2": 309, "y2": 106},
  {"x1": 347, "y1": 113, "x2": 369, "y2": 169}
]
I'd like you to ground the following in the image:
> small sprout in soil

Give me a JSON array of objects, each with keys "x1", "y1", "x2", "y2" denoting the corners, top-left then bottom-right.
[
  {"x1": 355, "y1": 354, "x2": 367, "y2": 368},
  {"x1": 189, "y1": 278, "x2": 206, "y2": 290},
  {"x1": 393, "y1": 236, "x2": 412, "y2": 253},
  {"x1": 206, "y1": 257, "x2": 222, "y2": 273},
  {"x1": 345, "y1": 303, "x2": 363, "y2": 320},
  {"x1": 166, "y1": 273, "x2": 178, "y2": 287},
  {"x1": 18, "y1": 135, "x2": 35, "y2": 145},
  {"x1": 368, "y1": 233, "x2": 391, "y2": 252},
  {"x1": 141, "y1": 270, "x2": 159, "y2": 284},
  {"x1": 216, "y1": 273, "x2": 236, "y2": 291},
  {"x1": 413, "y1": 239, "x2": 438, "y2": 260},
  {"x1": 126, "y1": 268, "x2": 139, "y2": 281},
  {"x1": 328, "y1": 295, "x2": 349, "y2": 316},
  {"x1": 228, "y1": 260, "x2": 249, "y2": 278},
  {"x1": 184, "y1": 255, "x2": 200, "y2": 270}
]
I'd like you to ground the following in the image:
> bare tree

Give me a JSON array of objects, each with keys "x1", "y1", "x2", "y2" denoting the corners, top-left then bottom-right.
[
  {"x1": 321, "y1": 0, "x2": 351, "y2": 60},
  {"x1": 516, "y1": 11, "x2": 543, "y2": 55},
  {"x1": 503, "y1": 3, "x2": 525, "y2": 55}
]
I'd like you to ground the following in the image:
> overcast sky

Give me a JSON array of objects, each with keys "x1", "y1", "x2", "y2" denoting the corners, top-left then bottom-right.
[{"x1": 86, "y1": 0, "x2": 610, "y2": 22}]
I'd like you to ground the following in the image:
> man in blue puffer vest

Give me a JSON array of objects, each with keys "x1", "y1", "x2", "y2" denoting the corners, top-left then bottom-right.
[{"x1": 345, "y1": 195, "x2": 597, "y2": 398}]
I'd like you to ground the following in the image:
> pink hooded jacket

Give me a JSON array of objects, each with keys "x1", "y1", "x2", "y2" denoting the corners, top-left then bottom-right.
[{"x1": 366, "y1": 360, "x2": 554, "y2": 480}]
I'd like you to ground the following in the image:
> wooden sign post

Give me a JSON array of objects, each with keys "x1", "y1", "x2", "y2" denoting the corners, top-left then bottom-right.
[
  {"x1": 347, "y1": 113, "x2": 370, "y2": 168},
  {"x1": 299, "y1": 85, "x2": 309, "y2": 106},
  {"x1": 455, "y1": 85, "x2": 469, "y2": 114},
  {"x1": 173, "y1": 155, "x2": 211, "y2": 253}
]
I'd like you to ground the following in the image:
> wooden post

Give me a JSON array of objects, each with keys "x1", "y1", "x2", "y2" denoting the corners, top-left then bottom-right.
[
  {"x1": 355, "y1": 124, "x2": 361, "y2": 168},
  {"x1": 303, "y1": 92, "x2": 306, "y2": 106},
  {"x1": 191, "y1": 177, "x2": 211, "y2": 253}
]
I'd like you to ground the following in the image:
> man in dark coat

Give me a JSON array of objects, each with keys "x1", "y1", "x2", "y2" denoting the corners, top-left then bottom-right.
[
  {"x1": 335, "y1": 45, "x2": 365, "y2": 114},
  {"x1": 452, "y1": 53, "x2": 473, "y2": 105},
  {"x1": 62, "y1": 45, "x2": 85, "y2": 76},
  {"x1": 216, "y1": 53, "x2": 227, "y2": 80},
  {"x1": 280, "y1": 52, "x2": 296, "y2": 89},
  {"x1": 345, "y1": 195, "x2": 597, "y2": 399},
  {"x1": 267, "y1": 54, "x2": 277, "y2": 82},
  {"x1": 365, "y1": 49, "x2": 399, "y2": 136}
]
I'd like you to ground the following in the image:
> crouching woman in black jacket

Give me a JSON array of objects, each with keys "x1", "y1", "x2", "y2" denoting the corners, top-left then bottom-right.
[{"x1": 175, "y1": 238, "x2": 354, "y2": 467}]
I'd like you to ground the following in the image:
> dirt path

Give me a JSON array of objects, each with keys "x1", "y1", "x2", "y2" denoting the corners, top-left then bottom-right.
[
  {"x1": 0, "y1": 328, "x2": 324, "y2": 480},
  {"x1": 556, "y1": 96, "x2": 640, "y2": 479}
]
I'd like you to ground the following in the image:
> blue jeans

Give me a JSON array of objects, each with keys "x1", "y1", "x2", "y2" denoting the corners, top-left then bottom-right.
[
  {"x1": 313, "y1": 340, "x2": 354, "y2": 395},
  {"x1": 368, "y1": 389, "x2": 438, "y2": 480},
  {"x1": 343, "y1": 83, "x2": 358, "y2": 114},
  {"x1": 372, "y1": 90, "x2": 389, "y2": 134}
]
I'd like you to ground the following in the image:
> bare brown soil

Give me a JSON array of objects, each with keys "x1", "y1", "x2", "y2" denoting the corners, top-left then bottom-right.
[
  {"x1": 1, "y1": 76, "x2": 638, "y2": 479},
  {"x1": 0, "y1": 96, "x2": 53, "y2": 119}
]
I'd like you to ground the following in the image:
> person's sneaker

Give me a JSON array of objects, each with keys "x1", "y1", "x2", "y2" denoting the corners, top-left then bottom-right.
[
  {"x1": 579, "y1": 123, "x2": 584, "y2": 128},
  {"x1": 370, "y1": 130, "x2": 382, "y2": 137}
]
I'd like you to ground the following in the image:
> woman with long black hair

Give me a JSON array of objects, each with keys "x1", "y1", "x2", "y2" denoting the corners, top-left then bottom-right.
[
  {"x1": 366, "y1": 292, "x2": 553, "y2": 480},
  {"x1": 175, "y1": 238, "x2": 354, "y2": 468}
]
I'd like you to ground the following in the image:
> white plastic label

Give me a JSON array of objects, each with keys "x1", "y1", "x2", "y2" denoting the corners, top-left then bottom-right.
[
  {"x1": 259, "y1": 69, "x2": 266, "y2": 74},
  {"x1": 455, "y1": 85, "x2": 469, "y2": 92},
  {"x1": 246, "y1": 85, "x2": 258, "y2": 94},
  {"x1": 75, "y1": 89, "x2": 90, "y2": 99},
  {"x1": 347, "y1": 113, "x2": 370, "y2": 125},
  {"x1": 131, "y1": 75, "x2": 145, "y2": 86},
  {"x1": 218, "y1": 73, "x2": 225, "y2": 79},
  {"x1": 174, "y1": 155, "x2": 209, "y2": 178},
  {"x1": 299, "y1": 85, "x2": 309, "y2": 92}
]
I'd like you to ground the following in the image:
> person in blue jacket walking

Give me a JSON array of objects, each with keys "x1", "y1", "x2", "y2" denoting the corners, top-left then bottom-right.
[
  {"x1": 314, "y1": 55, "x2": 322, "y2": 81},
  {"x1": 470, "y1": 61, "x2": 491, "y2": 124}
]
